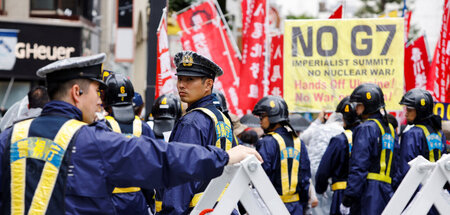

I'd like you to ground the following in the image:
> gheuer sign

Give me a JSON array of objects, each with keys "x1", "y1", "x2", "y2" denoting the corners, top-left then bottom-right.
[{"x1": 0, "y1": 21, "x2": 82, "y2": 80}]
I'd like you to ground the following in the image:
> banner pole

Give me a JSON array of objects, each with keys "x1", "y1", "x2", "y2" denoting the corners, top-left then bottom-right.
[
  {"x1": 157, "y1": 8, "x2": 167, "y2": 33},
  {"x1": 341, "y1": 0, "x2": 346, "y2": 19},
  {"x1": 263, "y1": 0, "x2": 270, "y2": 96},
  {"x1": 212, "y1": 0, "x2": 242, "y2": 59}
]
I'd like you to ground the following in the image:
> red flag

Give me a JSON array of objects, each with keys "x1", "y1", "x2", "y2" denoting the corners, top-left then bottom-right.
[
  {"x1": 268, "y1": 34, "x2": 283, "y2": 96},
  {"x1": 177, "y1": 1, "x2": 242, "y2": 115},
  {"x1": 156, "y1": 9, "x2": 176, "y2": 99},
  {"x1": 404, "y1": 11, "x2": 412, "y2": 42},
  {"x1": 239, "y1": 0, "x2": 268, "y2": 114},
  {"x1": 427, "y1": 0, "x2": 450, "y2": 102},
  {"x1": 329, "y1": 5, "x2": 343, "y2": 19},
  {"x1": 404, "y1": 36, "x2": 429, "y2": 91}
]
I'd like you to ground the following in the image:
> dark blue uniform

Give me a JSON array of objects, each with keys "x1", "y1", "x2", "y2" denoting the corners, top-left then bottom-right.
[
  {"x1": 159, "y1": 95, "x2": 237, "y2": 215},
  {"x1": 316, "y1": 131, "x2": 352, "y2": 215},
  {"x1": 344, "y1": 113, "x2": 398, "y2": 215},
  {"x1": 256, "y1": 127, "x2": 311, "y2": 214},
  {"x1": 396, "y1": 124, "x2": 446, "y2": 183},
  {"x1": 0, "y1": 101, "x2": 229, "y2": 214},
  {"x1": 394, "y1": 123, "x2": 446, "y2": 215},
  {"x1": 105, "y1": 115, "x2": 156, "y2": 215}
]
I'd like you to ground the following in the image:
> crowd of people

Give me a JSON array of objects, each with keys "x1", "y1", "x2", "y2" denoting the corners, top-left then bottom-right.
[{"x1": 0, "y1": 50, "x2": 448, "y2": 215}]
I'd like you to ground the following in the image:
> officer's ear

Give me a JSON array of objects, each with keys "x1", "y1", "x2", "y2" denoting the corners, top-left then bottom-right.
[
  {"x1": 204, "y1": 78, "x2": 214, "y2": 92},
  {"x1": 71, "y1": 84, "x2": 83, "y2": 105}
]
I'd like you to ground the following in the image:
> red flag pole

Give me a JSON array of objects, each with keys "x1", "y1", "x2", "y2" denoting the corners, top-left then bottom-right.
[
  {"x1": 263, "y1": 0, "x2": 270, "y2": 96},
  {"x1": 212, "y1": 0, "x2": 242, "y2": 60}
]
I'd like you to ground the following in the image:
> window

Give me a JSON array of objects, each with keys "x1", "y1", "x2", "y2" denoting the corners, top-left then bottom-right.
[
  {"x1": 0, "y1": 0, "x2": 5, "y2": 15},
  {"x1": 29, "y1": 0, "x2": 96, "y2": 22}
]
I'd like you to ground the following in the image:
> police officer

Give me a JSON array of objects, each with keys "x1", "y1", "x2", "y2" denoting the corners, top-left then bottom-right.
[
  {"x1": 159, "y1": 51, "x2": 238, "y2": 214},
  {"x1": 340, "y1": 83, "x2": 398, "y2": 215},
  {"x1": 103, "y1": 73, "x2": 155, "y2": 139},
  {"x1": 212, "y1": 89, "x2": 232, "y2": 122},
  {"x1": 103, "y1": 73, "x2": 155, "y2": 214},
  {"x1": 395, "y1": 89, "x2": 445, "y2": 214},
  {"x1": 0, "y1": 53, "x2": 262, "y2": 214},
  {"x1": 315, "y1": 96, "x2": 360, "y2": 215},
  {"x1": 253, "y1": 95, "x2": 311, "y2": 214},
  {"x1": 151, "y1": 94, "x2": 182, "y2": 141},
  {"x1": 151, "y1": 94, "x2": 182, "y2": 214}
]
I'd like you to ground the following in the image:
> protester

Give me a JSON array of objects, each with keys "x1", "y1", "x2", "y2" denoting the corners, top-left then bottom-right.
[
  {"x1": 0, "y1": 53, "x2": 262, "y2": 214},
  {"x1": 253, "y1": 95, "x2": 311, "y2": 214},
  {"x1": 340, "y1": 83, "x2": 398, "y2": 215}
]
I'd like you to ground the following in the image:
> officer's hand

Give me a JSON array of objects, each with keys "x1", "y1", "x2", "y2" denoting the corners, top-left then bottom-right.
[
  {"x1": 339, "y1": 203, "x2": 350, "y2": 215},
  {"x1": 226, "y1": 145, "x2": 263, "y2": 165}
]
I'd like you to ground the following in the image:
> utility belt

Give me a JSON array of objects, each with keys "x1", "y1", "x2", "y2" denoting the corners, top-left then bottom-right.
[
  {"x1": 280, "y1": 193, "x2": 300, "y2": 203},
  {"x1": 112, "y1": 187, "x2": 141, "y2": 194},
  {"x1": 155, "y1": 200, "x2": 162, "y2": 212},
  {"x1": 331, "y1": 181, "x2": 347, "y2": 191},
  {"x1": 366, "y1": 172, "x2": 392, "y2": 184}
]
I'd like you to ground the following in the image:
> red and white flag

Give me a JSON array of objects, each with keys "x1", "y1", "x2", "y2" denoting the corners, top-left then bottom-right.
[
  {"x1": 177, "y1": 0, "x2": 242, "y2": 115},
  {"x1": 268, "y1": 34, "x2": 283, "y2": 97},
  {"x1": 404, "y1": 36, "x2": 429, "y2": 91},
  {"x1": 329, "y1": 5, "x2": 343, "y2": 19},
  {"x1": 427, "y1": 0, "x2": 450, "y2": 102},
  {"x1": 239, "y1": 0, "x2": 269, "y2": 114},
  {"x1": 156, "y1": 8, "x2": 176, "y2": 99},
  {"x1": 404, "y1": 11, "x2": 412, "y2": 42}
]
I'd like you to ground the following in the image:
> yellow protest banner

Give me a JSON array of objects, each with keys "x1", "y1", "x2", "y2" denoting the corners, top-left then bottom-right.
[{"x1": 284, "y1": 18, "x2": 404, "y2": 112}]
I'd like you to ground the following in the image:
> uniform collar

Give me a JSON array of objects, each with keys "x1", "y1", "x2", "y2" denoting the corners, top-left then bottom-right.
[
  {"x1": 273, "y1": 126, "x2": 289, "y2": 135},
  {"x1": 186, "y1": 94, "x2": 214, "y2": 112},
  {"x1": 366, "y1": 112, "x2": 383, "y2": 121},
  {"x1": 41, "y1": 100, "x2": 83, "y2": 121}
]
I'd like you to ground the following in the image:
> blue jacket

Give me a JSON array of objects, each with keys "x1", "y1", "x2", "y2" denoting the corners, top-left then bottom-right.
[
  {"x1": 256, "y1": 127, "x2": 311, "y2": 215},
  {"x1": 0, "y1": 100, "x2": 229, "y2": 215},
  {"x1": 159, "y1": 95, "x2": 238, "y2": 215},
  {"x1": 394, "y1": 122, "x2": 446, "y2": 215},
  {"x1": 105, "y1": 115, "x2": 157, "y2": 215},
  {"x1": 343, "y1": 113, "x2": 398, "y2": 215},
  {"x1": 315, "y1": 130, "x2": 352, "y2": 215},
  {"x1": 395, "y1": 123, "x2": 446, "y2": 185}
]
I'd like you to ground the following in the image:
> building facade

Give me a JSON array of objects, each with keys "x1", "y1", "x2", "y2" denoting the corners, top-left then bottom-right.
[{"x1": 0, "y1": 0, "x2": 150, "y2": 115}]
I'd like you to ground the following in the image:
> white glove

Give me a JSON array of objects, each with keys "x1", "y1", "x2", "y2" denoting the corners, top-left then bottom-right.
[{"x1": 340, "y1": 203, "x2": 350, "y2": 215}]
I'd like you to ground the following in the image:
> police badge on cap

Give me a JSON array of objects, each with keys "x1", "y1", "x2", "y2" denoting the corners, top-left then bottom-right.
[
  {"x1": 173, "y1": 51, "x2": 223, "y2": 79},
  {"x1": 36, "y1": 53, "x2": 106, "y2": 85}
]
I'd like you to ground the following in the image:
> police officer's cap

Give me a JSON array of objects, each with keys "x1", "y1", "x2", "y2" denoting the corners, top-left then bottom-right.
[
  {"x1": 37, "y1": 53, "x2": 106, "y2": 85},
  {"x1": 174, "y1": 51, "x2": 223, "y2": 79},
  {"x1": 133, "y1": 92, "x2": 144, "y2": 107}
]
